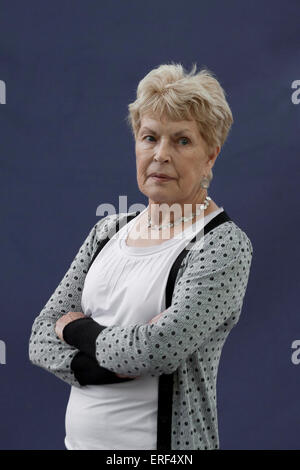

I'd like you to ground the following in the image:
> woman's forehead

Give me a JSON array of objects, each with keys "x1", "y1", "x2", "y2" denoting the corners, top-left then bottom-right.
[{"x1": 140, "y1": 114, "x2": 197, "y2": 133}]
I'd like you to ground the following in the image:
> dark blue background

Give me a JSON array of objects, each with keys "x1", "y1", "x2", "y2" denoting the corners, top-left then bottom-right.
[{"x1": 0, "y1": 0, "x2": 299, "y2": 450}]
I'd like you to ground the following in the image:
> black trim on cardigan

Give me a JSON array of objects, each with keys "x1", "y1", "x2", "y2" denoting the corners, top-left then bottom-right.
[{"x1": 156, "y1": 209, "x2": 232, "y2": 450}]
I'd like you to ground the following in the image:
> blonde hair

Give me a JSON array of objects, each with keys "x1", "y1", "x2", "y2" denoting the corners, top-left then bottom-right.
[{"x1": 126, "y1": 62, "x2": 233, "y2": 182}]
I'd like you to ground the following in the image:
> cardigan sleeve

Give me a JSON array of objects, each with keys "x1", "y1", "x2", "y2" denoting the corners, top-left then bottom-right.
[
  {"x1": 62, "y1": 222, "x2": 253, "y2": 377},
  {"x1": 71, "y1": 351, "x2": 136, "y2": 385},
  {"x1": 28, "y1": 215, "x2": 123, "y2": 387}
]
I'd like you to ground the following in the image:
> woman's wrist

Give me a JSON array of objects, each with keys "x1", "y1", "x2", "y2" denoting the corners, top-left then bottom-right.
[
  {"x1": 71, "y1": 350, "x2": 136, "y2": 385},
  {"x1": 63, "y1": 317, "x2": 106, "y2": 358}
]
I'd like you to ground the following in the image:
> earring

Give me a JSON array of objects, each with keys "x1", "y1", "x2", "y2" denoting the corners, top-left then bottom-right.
[{"x1": 200, "y1": 175, "x2": 210, "y2": 189}]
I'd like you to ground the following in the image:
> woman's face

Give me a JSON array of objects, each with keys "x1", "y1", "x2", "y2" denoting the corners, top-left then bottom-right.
[{"x1": 135, "y1": 113, "x2": 220, "y2": 207}]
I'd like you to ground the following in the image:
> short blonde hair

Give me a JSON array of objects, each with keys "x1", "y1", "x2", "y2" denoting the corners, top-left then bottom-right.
[{"x1": 126, "y1": 61, "x2": 233, "y2": 158}]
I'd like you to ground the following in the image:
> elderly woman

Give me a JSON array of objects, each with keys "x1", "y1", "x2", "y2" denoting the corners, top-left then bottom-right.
[{"x1": 28, "y1": 62, "x2": 253, "y2": 451}]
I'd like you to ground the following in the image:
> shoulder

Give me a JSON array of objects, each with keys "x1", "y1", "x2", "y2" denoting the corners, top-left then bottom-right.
[
  {"x1": 207, "y1": 220, "x2": 253, "y2": 255},
  {"x1": 92, "y1": 211, "x2": 138, "y2": 242},
  {"x1": 183, "y1": 220, "x2": 253, "y2": 275}
]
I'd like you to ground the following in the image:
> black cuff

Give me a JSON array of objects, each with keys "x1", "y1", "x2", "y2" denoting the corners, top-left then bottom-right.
[
  {"x1": 71, "y1": 351, "x2": 136, "y2": 386},
  {"x1": 63, "y1": 317, "x2": 106, "y2": 358}
]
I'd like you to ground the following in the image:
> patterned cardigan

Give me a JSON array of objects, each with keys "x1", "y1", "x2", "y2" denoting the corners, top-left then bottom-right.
[{"x1": 28, "y1": 210, "x2": 253, "y2": 450}]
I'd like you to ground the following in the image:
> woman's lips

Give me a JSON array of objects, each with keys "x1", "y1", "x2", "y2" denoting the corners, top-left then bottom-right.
[{"x1": 150, "y1": 175, "x2": 174, "y2": 182}]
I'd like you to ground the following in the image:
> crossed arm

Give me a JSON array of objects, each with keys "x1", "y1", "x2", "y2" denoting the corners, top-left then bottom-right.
[
  {"x1": 28, "y1": 216, "x2": 168, "y2": 388},
  {"x1": 55, "y1": 311, "x2": 164, "y2": 384},
  {"x1": 28, "y1": 215, "x2": 253, "y2": 387}
]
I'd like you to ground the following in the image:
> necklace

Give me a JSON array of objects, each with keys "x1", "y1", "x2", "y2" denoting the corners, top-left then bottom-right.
[{"x1": 147, "y1": 196, "x2": 211, "y2": 230}]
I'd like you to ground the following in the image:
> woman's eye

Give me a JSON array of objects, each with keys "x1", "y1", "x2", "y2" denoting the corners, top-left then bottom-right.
[
  {"x1": 179, "y1": 137, "x2": 189, "y2": 145},
  {"x1": 144, "y1": 135, "x2": 189, "y2": 145}
]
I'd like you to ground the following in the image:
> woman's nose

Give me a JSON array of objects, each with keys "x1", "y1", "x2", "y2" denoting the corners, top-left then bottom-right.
[{"x1": 154, "y1": 140, "x2": 172, "y2": 161}]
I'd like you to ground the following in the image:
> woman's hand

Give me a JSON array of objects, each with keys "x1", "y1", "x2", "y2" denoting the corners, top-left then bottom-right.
[
  {"x1": 115, "y1": 311, "x2": 166, "y2": 379},
  {"x1": 55, "y1": 311, "x2": 86, "y2": 341},
  {"x1": 148, "y1": 311, "x2": 165, "y2": 324}
]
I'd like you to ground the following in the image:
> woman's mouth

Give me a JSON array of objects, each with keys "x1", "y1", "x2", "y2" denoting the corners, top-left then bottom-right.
[{"x1": 150, "y1": 175, "x2": 174, "y2": 182}]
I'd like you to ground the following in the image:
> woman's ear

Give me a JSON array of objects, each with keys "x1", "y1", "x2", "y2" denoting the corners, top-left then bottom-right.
[{"x1": 207, "y1": 145, "x2": 220, "y2": 168}]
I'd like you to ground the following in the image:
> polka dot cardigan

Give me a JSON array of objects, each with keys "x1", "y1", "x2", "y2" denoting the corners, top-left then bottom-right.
[{"x1": 29, "y1": 210, "x2": 253, "y2": 450}]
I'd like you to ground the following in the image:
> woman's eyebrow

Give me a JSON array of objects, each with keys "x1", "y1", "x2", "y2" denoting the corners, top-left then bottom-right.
[{"x1": 140, "y1": 126, "x2": 192, "y2": 136}]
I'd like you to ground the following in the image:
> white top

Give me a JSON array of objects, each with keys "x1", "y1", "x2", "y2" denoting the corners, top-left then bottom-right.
[{"x1": 64, "y1": 205, "x2": 224, "y2": 450}]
